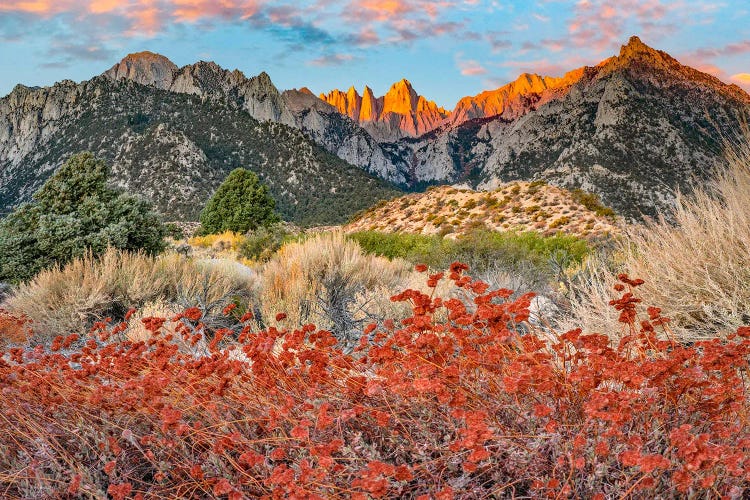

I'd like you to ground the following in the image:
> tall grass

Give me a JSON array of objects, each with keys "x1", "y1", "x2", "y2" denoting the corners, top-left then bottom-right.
[
  {"x1": 566, "y1": 140, "x2": 750, "y2": 339},
  {"x1": 3, "y1": 248, "x2": 257, "y2": 342},
  {"x1": 260, "y1": 232, "x2": 411, "y2": 349}
]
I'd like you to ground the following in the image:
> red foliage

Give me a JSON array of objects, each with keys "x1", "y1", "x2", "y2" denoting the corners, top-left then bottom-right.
[{"x1": 0, "y1": 264, "x2": 749, "y2": 498}]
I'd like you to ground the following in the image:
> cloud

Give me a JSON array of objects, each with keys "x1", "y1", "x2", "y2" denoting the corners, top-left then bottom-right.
[
  {"x1": 308, "y1": 53, "x2": 355, "y2": 67},
  {"x1": 0, "y1": 0, "x2": 479, "y2": 65},
  {"x1": 684, "y1": 40, "x2": 750, "y2": 60},
  {"x1": 566, "y1": 0, "x2": 681, "y2": 52},
  {"x1": 457, "y1": 59, "x2": 487, "y2": 76}
]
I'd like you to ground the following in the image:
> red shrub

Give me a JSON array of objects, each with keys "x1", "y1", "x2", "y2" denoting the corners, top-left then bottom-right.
[{"x1": 0, "y1": 267, "x2": 748, "y2": 498}]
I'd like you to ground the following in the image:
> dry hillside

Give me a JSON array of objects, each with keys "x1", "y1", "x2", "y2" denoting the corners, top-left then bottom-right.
[{"x1": 346, "y1": 182, "x2": 621, "y2": 239}]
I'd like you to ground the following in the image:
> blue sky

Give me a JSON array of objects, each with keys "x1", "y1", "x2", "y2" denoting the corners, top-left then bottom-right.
[{"x1": 0, "y1": 1, "x2": 748, "y2": 108}]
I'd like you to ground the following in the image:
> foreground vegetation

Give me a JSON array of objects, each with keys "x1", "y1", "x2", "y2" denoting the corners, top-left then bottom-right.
[
  {"x1": 1, "y1": 143, "x2": 750, "y2": 497},
  {"x1": 0, "y1": 265, "x2": 747, "y2": 498},
  {"x1": 566, "y1": 139, "x2": 750, "y2": 339},
  {"x1": 0, "y1": 153, "x2": 166, "y2": 282}
]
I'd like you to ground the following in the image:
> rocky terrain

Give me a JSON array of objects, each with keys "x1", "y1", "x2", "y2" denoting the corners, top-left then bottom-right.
[
  {"x1": 319, "y1": 80, "x2": 448, "y2": 141},
  {"x1": 1, "y1": 36, "x2": 748, "y2": 224},
  {"x1": 315, "y1": 37, "x2": 750, "y2": 220},
  {"x1": 0, "y1": 75, "x2": 399, "y2": 224},
  {"x1": 346, "y1": 182, "x2": 620, "y2": 239}
]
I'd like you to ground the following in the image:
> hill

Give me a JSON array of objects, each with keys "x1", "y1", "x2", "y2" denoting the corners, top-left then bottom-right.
[{"x1": 346, "y1": 182, "x2": 619, "y2": 239}]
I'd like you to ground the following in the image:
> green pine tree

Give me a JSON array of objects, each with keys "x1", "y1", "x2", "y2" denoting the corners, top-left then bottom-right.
[
  {"x1": 199, "y1": 168, "x2": 280, "y2": 234},
  {"x1": 0, "y1": 152, "x2": 167, "y2": 282}
]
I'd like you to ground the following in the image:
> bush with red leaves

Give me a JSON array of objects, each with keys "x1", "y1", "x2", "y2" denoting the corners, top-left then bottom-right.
[{"x1": 0, "y1": 267, "x2": 748, "y2": 498}]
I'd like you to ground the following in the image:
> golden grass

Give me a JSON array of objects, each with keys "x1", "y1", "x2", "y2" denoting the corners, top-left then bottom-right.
[
  {"x1": 565, "y1": 139, "x2": 750, "y2": 340},
  {"x1": 188, "y1": 231, "x2": 245, "y2": 251},
  {"x1": 3, "y1": 248, "x2": 257, "y2": 343},
  {"x1": 259, "y1": 231, "x2": 411, "y2": 334}
]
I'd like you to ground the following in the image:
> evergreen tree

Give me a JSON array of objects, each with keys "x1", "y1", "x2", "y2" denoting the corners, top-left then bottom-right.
[
  {"x1": 0, "y1": 152, "x2": 166, "y2": 282},
  {"x1": 199, "y1": 168, "x2": 280, "y2": 234}
]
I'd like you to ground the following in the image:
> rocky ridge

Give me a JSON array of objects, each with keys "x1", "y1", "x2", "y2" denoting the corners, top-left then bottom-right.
[
  {"x1": 319, "y1": 79, "x2": 449, "y2": 141},
  {"x1": 0, "y1": 75, "x2": 400, "y2": 224}
]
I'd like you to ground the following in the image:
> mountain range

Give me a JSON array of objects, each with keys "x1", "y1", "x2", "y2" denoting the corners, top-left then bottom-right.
[{"x1": 1, "y1": 36, "x2": 748, "y2": 224}]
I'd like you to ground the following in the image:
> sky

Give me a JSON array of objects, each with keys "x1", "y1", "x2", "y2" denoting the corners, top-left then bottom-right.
[{"x1": 0, "y1": 0, "x2": 748, "y2": 108}]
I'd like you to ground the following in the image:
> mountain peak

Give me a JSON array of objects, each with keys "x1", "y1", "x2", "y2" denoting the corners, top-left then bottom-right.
[
  {"x1": 319, "y1": 79, "x2": 446, "y2": 138},
  {"x1": 618, "y1": 35, "x2": 659, "y2": 59},
  {"x1": 120, "y1": 51, "x2": 175, "y2": 65},
  {"x1": 106, "y1": 51, "x2": 178, "y2": 89}
]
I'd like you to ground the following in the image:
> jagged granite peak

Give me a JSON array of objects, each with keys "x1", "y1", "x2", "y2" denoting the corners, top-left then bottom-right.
[
  {"x1": 449, "y1": 71, "x2": 578, "y2": 124},
  {"x1": 320, "y1": 79, "x2": 448, "y2": 140},
  {"x1": 104, "y1": 53, "x2": 295, "y2": 124},
  {"x1": 402, "y1": 35, "x2": 750, "y2": 221},
  {"x1": 106, "y1": 51, "x2": 179, "y2": 89},
  {"x1": 360, "y1": 85, "x2": 380, "y2": 122},
  {"x1": 619, "y1": 35, "x2": 658, "y2": 59},
  {"x1": 106, "y1": 53, "x2": 400, "y2": 182}
]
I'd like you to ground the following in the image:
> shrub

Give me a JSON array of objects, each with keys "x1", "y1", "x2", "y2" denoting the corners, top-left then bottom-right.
[
  {"x1": 259, "y1": 232, "x2": 410, "y2": 350},
  {"x1": 349, "y1": 230, "x2": 590, "y2": 277},
  {"x1": 3, "y1": 247, "x2": 257, "y2": 343},
  {"x1": 238, "y1": 224, "x2": 296, "y2": 262},
  {"x1": 549, "y1": 215, "x2": 571, "y2": 229},
  {"x1": 189, "y1": 231, "x2": 246, "y2": 251},
  {"x1": 462, "y1": 199, "x2": 477, "y2": 210},
  {"x1": 571, "y1": 188, "x2": 616, "y2": 218},
  {"x1": 0, "y1": 152, "x2": 166, "y2": 283},
  {"x1": 0, "y1": 267, "x2": 747, "y2": 498},
  {"x1": 199, "y1": 168, "x2": 280, "y2": 235}
]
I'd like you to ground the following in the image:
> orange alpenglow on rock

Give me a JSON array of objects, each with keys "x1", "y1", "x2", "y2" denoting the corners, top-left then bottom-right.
[{"x1": 320, "y1": 79, "x2": 447, "y2": 137}]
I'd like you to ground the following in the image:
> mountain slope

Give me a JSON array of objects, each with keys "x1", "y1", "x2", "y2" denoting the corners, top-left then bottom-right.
[
  {"x1": 105, "y1": 52, "x2": 408, "y2": 186},
  {"x1": 0, "y1": 77, "x2": 400, "y2": 225},
  {"x1": 398, "y1": 37, "x2": 750, "y2": 219},
  {"x1": 3, "y1": 37, "x2": 748, "y2": 225}
]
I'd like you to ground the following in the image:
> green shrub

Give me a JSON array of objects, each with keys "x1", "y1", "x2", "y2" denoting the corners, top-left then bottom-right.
[
  {"x1": 348, "y1": 229, "x2": 591, "y2": 276},
  {"x1": 238, "y1": 224, "x2": 296, "y2": 262},
  {"x1": 549, "y1": 216, "x2": 571, "y2": 229},
  {"x1": 200, "y1": 168, "x2": 280, "y2": 234},
  {"x1": 571, "y1": 189, "x2": 617, "y2": 219},
  {"x1": 0, "y1": 152, "x2": 166, "y2": 283},
  {"x1": 462, "y1": 199, "x2": 478, "y2": 210}
]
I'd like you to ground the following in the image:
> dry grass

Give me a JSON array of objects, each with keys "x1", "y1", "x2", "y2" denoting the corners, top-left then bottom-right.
[
  {"x1": 259, "y1": 231, "x2": 411, "y2": 348},
  {"x1": 188, "y1": 230, "x2": 245, "y2": 251},
  {"x1": 565, "y1": 140, "x2": 750, "y2": 340},
  {"x1": 3, "y1": 248, "x2": 258, "y2": 343}
]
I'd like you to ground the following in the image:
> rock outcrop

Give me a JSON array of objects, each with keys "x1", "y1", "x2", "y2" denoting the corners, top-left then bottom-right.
[{"x1": 320, "y1": 79, "x2": 448, "y2": 140}]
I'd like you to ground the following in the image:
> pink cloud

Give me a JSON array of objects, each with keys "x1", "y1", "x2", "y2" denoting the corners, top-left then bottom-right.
[
  {"x1": 566, "y1": 0, "x2": 680, "y2": 52},
  {"x1": 308, "y1": 53, "x2": 354, "y2": 67},
  {"x1": 458, "y1": 59, "x2": 487, "y2": 76},
  {"x1": 684, "y1": 40, "x2": 750, "y2": 60},
  {"x1": 0, "y1": 0, "x2": 263, "y2": 35}
]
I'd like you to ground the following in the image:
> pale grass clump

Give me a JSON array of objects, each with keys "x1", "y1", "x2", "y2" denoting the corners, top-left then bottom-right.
[
  {"x1": 566, "y1": 140, "x2": 750, "y2": 340},
  {"x1": 4, "y1": 248, "x2": 257, "y2": 342},
  {"x1": 259, "y1": 231, "x2": 411, "y2": 349}
]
